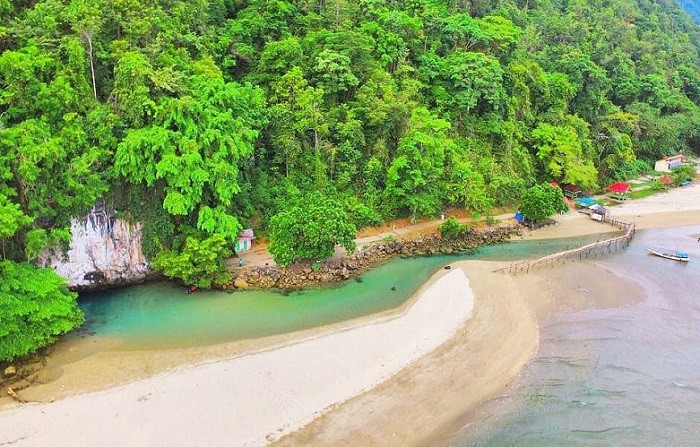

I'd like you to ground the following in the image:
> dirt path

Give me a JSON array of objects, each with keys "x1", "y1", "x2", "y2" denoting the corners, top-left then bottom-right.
[{"x1": 229, "y1": 212, "x2": 516, "y2": 270}]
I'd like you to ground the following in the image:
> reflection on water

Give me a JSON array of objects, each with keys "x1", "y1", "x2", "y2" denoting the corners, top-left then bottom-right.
[{"x1": 453, "y1": 226, "x2": 700, "y2": 446}]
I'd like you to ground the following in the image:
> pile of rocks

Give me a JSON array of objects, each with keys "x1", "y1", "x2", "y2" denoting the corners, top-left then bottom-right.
[{"x1": 230, "y1": 224, "x2": 520, "y2": 290}]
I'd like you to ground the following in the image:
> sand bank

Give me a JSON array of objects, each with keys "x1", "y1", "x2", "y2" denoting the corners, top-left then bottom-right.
[
  {"x1": 0, "y1": 269, "x2": 474, "y2": 447},
  {"x1": 273, "y1": 256, "x2": 641, "y2": 447},
  {"x1": 273, "y1": 260, "x2": 540, "y2": 446}
]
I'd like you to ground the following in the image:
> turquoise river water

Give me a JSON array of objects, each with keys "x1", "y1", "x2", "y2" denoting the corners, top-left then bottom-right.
[{"x1": 78, "y1": 234, "x2": 600, "y2": 349}]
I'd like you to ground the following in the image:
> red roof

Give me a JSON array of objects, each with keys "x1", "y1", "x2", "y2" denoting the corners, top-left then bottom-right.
[
  {"x1": 607, "y1": 182, "x2": 631, "y2": 193},
  {"x1": 550, "y1": 181, "x2": 559, "y2": 188},
  {"x1": 659, "y1": 174, "x2": 672, "y2": 185}
]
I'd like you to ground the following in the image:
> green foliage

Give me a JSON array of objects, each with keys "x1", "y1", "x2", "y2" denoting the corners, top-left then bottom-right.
[
  {"x1": 114, "y1": 68, "x2": 265, "y2": 218},
  {"x1": 24, "y1": 228, "x2": 70, "y2": 261},
  {"x1": 342, "y1": 196, "x2": 382, "y2": 229},
  {"x1": 151, "y1": 234, "x2": 232, "y2": 288},
  {"x1": 384, "y1": 107, "x2": 454, "y2": 219},
  {"x1": 0, "y1": 194, "x2": 32, "y2": 239},
  {"x1": 532, "y1": 122, "x2": 598, "y2": 190},
  {"x1": 269, "y1": 193, "x2": 357, "y2": 267},
  {"x1": 0, "y1": 261, "x2": 84, "y2": 362},
  {"x1": 438, "y1": 217, "x2": 471, "y2": 240},
  {"x1": 609, "y1": 159, "x2": 653, "y2": 181},
  {"x1": 671, "y1": 164, "x2": 698, "y2": 186},
  {"x1": 519, "y1": 183, "x2": 567, "y2": 223}
]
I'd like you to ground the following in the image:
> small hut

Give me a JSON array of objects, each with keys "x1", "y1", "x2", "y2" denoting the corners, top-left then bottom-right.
[
  {"x1": 607, "y1": 182, "x2": 631, "y2": 200},
  {"x1": 576, "y1": 197, "x2": 596, "y2": 208},
  {"x1": 562, "y1": 184, "x2": 583, "y2": 199},
  {"x1": 589, "y1": 204, "x2": 607, "y2": 221},
  {"x1": 235, "y1": 228, "x2": 255, "y2": 253},
  {"x1": 654, "y1": 155, "x2": 683, "y2": 172}
]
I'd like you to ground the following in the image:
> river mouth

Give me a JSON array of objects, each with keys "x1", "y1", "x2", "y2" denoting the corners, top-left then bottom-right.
[
  {"x1": 72, "y1": 234, "x2": 610, "y2": 351},
  {"x1": 0, "y1": 233, "x2": 613, "y2": 407}
]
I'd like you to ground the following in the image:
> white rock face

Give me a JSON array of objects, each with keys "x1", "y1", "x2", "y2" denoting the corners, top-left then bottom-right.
[{"x1": 38, "y1": 208, "x2": 150, "y2": 289}]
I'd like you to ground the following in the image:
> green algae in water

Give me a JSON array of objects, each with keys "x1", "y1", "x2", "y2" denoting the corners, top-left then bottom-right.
[{"x1": 78, "y1": 235, "x2": 605, "y2": 350}]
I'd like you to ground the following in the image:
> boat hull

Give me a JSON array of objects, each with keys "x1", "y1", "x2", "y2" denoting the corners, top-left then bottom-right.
[{"x1": 647, "y1": 248, "x2": 690, "y2": 262}]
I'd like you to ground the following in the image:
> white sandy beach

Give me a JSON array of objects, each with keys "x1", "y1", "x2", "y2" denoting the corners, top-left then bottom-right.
[{"x1": 0, "y1": 269, "x2": 474, "y2": 447}]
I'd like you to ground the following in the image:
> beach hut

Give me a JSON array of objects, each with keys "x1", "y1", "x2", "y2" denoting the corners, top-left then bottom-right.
[
  {"x1": 607, "y1": 182, "x2": 631, "y2": 200},
  {"x1": 654, "y1": 155, "x2": 684, "y2": 172},
  {"x1": 589, "y1": 204, "x2": 606, "y2": 221},
  {"x1": 576, "y1": 197, "x2": 596, "y2": 208},
  {"x1": 235, "y1": 228, "x2": 255, "y2": 253},
  {"x1": 561, "y1": 184, "x2": 583, "y2": 198}
]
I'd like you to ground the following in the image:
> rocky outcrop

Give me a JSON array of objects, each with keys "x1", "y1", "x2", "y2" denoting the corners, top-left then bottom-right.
[
  {"x1": 37, "y1": 204, "x2": 151, "y2": 290},
  {"x1": 230, "y1": 224, "x2": 521, "y2": 290}
]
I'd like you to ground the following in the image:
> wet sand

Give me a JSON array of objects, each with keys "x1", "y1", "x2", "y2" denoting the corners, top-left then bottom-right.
[
  {"x1": 1, "y1": 184, "x2": 698, "y2": 446},
  {"x1": 273, "y1": 260, "x2": 641, "y2": 446}
]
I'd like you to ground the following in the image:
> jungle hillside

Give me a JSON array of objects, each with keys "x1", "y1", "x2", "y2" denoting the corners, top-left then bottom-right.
[{"x1": 2, "y1": 0, "x2": 700, "y2": 288}]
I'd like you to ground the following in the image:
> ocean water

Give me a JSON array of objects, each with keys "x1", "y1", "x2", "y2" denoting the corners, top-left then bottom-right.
[
  {"x1": 452, "y1": 225, "x2": 700, "y2": 446},
  {"x1": 76, "y1": 233, "x2": 605, "y2": 350}
]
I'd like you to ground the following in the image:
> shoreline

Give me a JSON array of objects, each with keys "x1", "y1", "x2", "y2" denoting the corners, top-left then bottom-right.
[
  {"x1": 0, "y1": 268, "x2": 475, "y2": 446},
  {"x1": 1, "y1": 184, "x2": 699, "y2": 445}
]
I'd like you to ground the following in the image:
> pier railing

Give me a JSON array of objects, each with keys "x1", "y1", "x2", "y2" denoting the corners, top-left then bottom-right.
[{"x1": 494, "y1": 215, "x2": 635, "y2": 274}]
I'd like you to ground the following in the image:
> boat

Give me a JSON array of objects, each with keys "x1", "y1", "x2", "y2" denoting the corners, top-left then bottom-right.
[{"x1": 647, "y1": 247, "x2": 690, "y2": 262}]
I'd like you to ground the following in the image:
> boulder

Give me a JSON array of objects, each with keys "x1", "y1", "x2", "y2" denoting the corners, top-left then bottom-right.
[
  {"x1": 3, "y1": 366, "x2": 17, "y2": 378},
  {"x1": 233, "y1": 278, "x2": 249, "y2": 289}
]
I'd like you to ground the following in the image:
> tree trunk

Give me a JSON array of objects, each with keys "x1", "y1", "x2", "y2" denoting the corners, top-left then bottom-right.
[{"x1": 86, "y1": 31, "x2": 97, "y2": 99}]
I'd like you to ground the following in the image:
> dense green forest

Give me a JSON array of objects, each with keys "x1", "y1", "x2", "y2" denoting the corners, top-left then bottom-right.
[{"x1": 2, "y1": 0, "x2": 700, "y2": 287}]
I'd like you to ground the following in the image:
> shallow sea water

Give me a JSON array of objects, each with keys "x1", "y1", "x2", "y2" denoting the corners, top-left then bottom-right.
[{"x1": 452, "y1": 225, "x2": 700, "y2": 446}]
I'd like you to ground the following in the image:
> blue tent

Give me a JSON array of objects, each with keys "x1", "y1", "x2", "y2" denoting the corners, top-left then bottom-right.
[
  {"x1": 576, "y1": 197, "x2": 596, "y2": 207},
  {"x1": 514, "y1": 211, "x2": 524, "y2": 223}
]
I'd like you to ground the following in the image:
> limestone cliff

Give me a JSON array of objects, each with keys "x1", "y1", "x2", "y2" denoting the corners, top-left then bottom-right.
[{"x1": 38, "y1": 206, "x2": 151, "y2": 290}]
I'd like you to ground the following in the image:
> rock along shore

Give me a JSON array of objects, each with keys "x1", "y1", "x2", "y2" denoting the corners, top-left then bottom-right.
[{"x1": 230, "y1": 223, "x2": 521, "y2": 290}]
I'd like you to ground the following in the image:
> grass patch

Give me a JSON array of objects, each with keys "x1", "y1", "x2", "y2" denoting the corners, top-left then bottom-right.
[{"x1": 628, "y1": 187, "x2": 662, "y2": 200}]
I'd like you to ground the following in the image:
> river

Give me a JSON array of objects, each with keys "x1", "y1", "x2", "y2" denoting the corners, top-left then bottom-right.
[{"x1": 75, "y1": 233, "x2": 602, "y2": 350}]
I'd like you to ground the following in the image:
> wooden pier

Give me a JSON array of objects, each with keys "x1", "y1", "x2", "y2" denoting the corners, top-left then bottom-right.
[{"x1": 494, "y1": 215, "x2": 635, "y2": 275}]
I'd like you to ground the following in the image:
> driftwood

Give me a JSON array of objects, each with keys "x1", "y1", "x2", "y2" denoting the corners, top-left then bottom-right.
[{"x1": 6, "y1": 387, "x2": 25, "y2": 404}]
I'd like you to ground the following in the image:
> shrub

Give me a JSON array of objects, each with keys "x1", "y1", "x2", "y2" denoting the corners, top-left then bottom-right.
[
  {"x1": 0, "y1": 261, "x2": 84, "y2": 362},
  {"x1": 439, "y1": 217, "x2": 471, "y2": 240},
  {"x1": 269, "y1": 193, "x2": 356, "y2": 267},
  {"x1": 151, "y1": 234, "x2": 233, "y2": 288},
  {"x1": 519, "y1": 183, "x2": 567, "y2": 223},
  {"x1": 671, "y1": 164, "x2": 697, "y2": 186}
]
